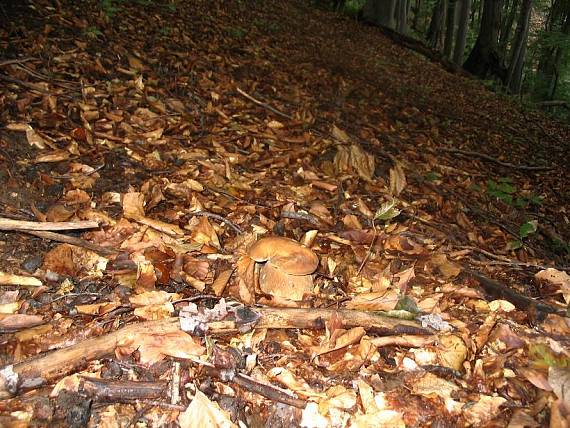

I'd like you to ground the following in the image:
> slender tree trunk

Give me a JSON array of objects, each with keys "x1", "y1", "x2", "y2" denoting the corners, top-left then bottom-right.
[
  {"x1": 443, "y1": 0, "x2": 457, "y2": 58},
  {"x1": 362, "y1": 0, "x2": 398, "y2": 29},
  {"x1": 534, "y1": 0, "x2": 570, "y2": 99},
  {"x1": 498, "y1": 0, "x2": 519, "y2": 56},
  {"x1": 506, "y1": 0, "x2": 532, "y2": 92},
  {"x1": 427, "y1": 0, "x2": 447, "y2": 50},
  {"x1": 411, "y1": 0, "x2": 421, "y2": 30},
  {"x1": 453, "y1": 0, "x2": 471, "y2": 65},
  {"x1": 396, "y1": 0, "x2": 408, "y2": 33},
  {"x1": 463, "y1": 0, "x2": 506, "y2": 80}
]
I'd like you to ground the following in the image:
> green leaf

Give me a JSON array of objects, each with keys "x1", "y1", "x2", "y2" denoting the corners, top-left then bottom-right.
[
  {"x1": 519, "y1": 220, "x2": 538, "y2": 239},
  {"x1": 374, "y1": 200, "x2": 401, "y2": 221},
  {"x1": 425, "y1": 171, "x2": 440, "y2": 182},
  {"x1": 395, "y1": 295, "x2": 420, "y2": 313}
]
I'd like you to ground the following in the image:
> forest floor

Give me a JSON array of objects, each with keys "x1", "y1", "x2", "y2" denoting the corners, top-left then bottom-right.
[{"x1": 1, "y1": 0, "x2": 569, "y2": 427}]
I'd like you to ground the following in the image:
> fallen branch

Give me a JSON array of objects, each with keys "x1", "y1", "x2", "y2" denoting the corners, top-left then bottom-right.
[
  {"x1": 23, "y1": 230, "x2": 118, "y2": 257},
  {"x1": 236, "y1": 87, "x2": 294, "y2": 120},
  {"x1": 0, "y1": 272, "x2": 42, "y2": 287},
  {"x1": 189, "y1": 211, "x2": 242, "y2": 234},
  {"x1": 0, "y1": 57, "x2": 38, "y2": 67},
  {"x1": 201, "y1": 363, "x2": 307, "y2": 408},
  {"x1": 0, "y1": 218, "x2": 99, "y2": 231},
  {"x1": 80, "y1": 376, "x2": 167, "y2": 402},
  {"x1": 465, "y1": 269, "x2": 565, "y2": 316},
  {"x1": 0, "y1": 307, "x2": 430, "y2": 397},
  {"x1": 440, "y1": 147, "x2": 552, "y2": 171}
]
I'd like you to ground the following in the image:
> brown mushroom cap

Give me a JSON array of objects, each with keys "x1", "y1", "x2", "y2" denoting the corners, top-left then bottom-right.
[{"x1": 247, "y1": 236, "x2": 319, "y2": 275}]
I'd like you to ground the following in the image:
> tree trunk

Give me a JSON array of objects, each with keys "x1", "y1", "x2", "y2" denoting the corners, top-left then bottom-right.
[
  {"x1": 453, "y1": 0, "x2": 471, "y2": 65},
  {"x1": 533, "y1": 0, "x2": 570, "y2": 100},
  {"x1": 506, "y1": 0, "x2": 532, "y2": 92},
  {"x1": 443, "y1": 0, "x2": 457, "y2": 58},
  {"x1": 396, "y1": 0, "x2": 408, "y2": 33},
  {"x1": 362, "y1": 0, "x2": 398, "y2": 29},
  {"x1": 411, "y1": 0, "x2": 421, "y2": 30},
  {"x1": 498, "y1": 0, "x2": 519, "y2": 56},
  {"x1": 427, "y1": 0, "x2": 447, "y2": 50},
  {"x1": 463, "y1": 0, "x2": 506, "y2": 80}
]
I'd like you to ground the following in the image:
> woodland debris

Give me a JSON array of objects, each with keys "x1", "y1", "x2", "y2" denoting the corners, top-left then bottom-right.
[
  {"x1": 0, "y1": 218, "x2": 99, "y2": 231},
  {"x1": 0, "y1": 306, "x2": 429, "y2": 398}
]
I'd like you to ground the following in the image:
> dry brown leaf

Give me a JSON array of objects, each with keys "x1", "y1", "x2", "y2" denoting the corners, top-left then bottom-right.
[
  {"x1": 535, "y1": 268, "x2": 570, "y2": 304},
  {"x1": 389, "y1": 163, "x2": 407, "y2": 196},
  {"x1": 178, "y1": 390, "x2": 237, "y2": 428}
]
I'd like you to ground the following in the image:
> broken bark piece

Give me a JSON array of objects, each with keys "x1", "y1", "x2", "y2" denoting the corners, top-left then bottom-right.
[
  {"x1": 0, "y1": 218, "x2": 99, "y2": 231},
  {"x1": 247, "y1": 236, "x2": 319, "y2": 300},
  {"x1": 79, "y1": 376, "x2": 167, "y2": 402}
]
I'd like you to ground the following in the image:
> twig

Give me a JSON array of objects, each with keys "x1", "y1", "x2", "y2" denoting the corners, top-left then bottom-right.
[
  {"x1": 459, "y1": 245, "x2": 562, "y2": 271},
  {"x1": 440, "y1": 147, "x2": 552, "y2": 171},
  {"x1": 0, "y1": 73, "x2": 52, "y2": 94},
  {"x1": 80, "y1": 376, "x2": 167, "y2": 402},
  {"x1": 200, "y1": 361, "x2": 306, "y2": 408},
  {"x1": 465, "y1": 269, "x2": 565, "y2": 316},
  {"x1": 0, "y1": 272, "x2": 42, "y2": 287},
  {"x1": 236, "y1": 87, "x2": 294, "y2": 120},
  {"x1": 0, "y1": 218, "x2": 99, "y2": 231},
  {"x1": 0, "y1": 57, "x2": 37, "y2": 67},
  {"x1": 189, "y1": 211, "x2": 242, "y2": 234},
  {"x1": 23, "y1": 230, "x2": 118, "y2": 257},
  {"x1": 357, "y1": 221, "x2": 378, "y2": 275},
  {"x1": 280, "y1": 211, "x2": 321, "y2": 226}
]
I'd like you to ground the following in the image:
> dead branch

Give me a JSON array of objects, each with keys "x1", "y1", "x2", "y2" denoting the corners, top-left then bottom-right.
[
  {"x1": 201, "y1": 363, "x2": 307, "y2": 408},
  {"x1": 280, "y1": 211, "x2": 321, "y2": 226},
  {"x1": 79, "y1": 376, "x2": 168, "y2": 402},
  {"x1": 0, "y1": 272, "x2": 43, "y2": 287},
  {"x1": 440, "y1": 147, "x2": 552, "y2": 171},
  {"x1": 189, "y1": 211, "x2": 242, "y2": 234},
  {"x1": 0, "y1": 307, "x2": 429, "y2": 397},
  {"x1": 465, "y1": 269, "x2": 565, "y2": 316},
  {"x1": 0, "y1": 218, "x2": 99, "y2": 231},
  {"x1": 0, "y1": 57, "x2": 38, "y2": 67},
  {"x1": 236, "y1": 87, "x2": 294, "y2": 120},
  {"x1": 23, "y1": 230, "x2": 118, "y2": 257}
]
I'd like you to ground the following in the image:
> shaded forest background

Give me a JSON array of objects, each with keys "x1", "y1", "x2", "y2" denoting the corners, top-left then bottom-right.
[{"x1": 317, "y1": 0, "x2": 570, "y2": 122}]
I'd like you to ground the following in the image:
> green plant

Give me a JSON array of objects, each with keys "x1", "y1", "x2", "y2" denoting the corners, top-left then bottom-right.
[
  {"x1": 486, "y1": 178, "x2": 516, "y2": 205},
  {"x1": 424, "y1": 171, "x2": 440, "y2": 182},
  {"x1": 100, "y1": 0, "x2": 121, "y2": 17},
  {"x1": 507, "y1": 219, "x2": 538, "y2": 250},
  {"x1": 164, "y1": 3, "x2": 177, "y2": 13},
  {"x1": 225, "y1": 26, "x2": 247, "y2": 40},
  {"x1": 84, "y1": 26, "x2": 103, "y2": 39},
  {"x1": 486, "y1": 178, "x2": 543, "y2": 208}
]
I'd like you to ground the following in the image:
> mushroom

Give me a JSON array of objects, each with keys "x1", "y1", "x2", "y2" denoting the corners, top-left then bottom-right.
[{"x1": 246, "y1": 236, "x2": 319, "y2": 301}]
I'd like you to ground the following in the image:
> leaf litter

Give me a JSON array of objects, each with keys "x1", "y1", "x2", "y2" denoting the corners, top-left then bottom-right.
[{"x1": 0, "y1": 0, "x2": 569, "y2": 427}]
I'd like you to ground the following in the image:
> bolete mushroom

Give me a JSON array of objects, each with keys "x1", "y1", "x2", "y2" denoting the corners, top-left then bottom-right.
[{"x1": 247, "y1": 236, "x2": 319, "y2": 301}]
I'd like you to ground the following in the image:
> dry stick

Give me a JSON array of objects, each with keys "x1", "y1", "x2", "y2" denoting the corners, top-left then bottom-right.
[
  {"x1": 236, "y1": 87, "x2": 294, "y2": 120},
  {"x1": 439, "y1": 147, "x2": 553, "y2": 171},
  {"x1": 465, "y1": 269, "x2": 565, "y2": 316},
  {"x1": 24, "y1": 230, "x2": 118, "y2": 257},
  {"x1": 0, "y1": 73, "x2": 53, "y2": 94},
  {"x1": 0, "y1": 308, "x2": 430, "y2": 397},
  {"x1": 80, "y1": 377, "x2": 167, "y2": 402},
  {"x1": 0, "y1": 58, "x2": 38, "y2": 67},
  {"x1": 0, "y1": 218, "x2": 99, "y2": 231},
  {"x1": 189, "y1": 211, "x2": 242, "y2": 234},
  {"x1": 280, "y1": 211, "x2": 321, "y2": 226},
  {"x1": 200, "y1": 363, "x2": 307, "y2": 409}
]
